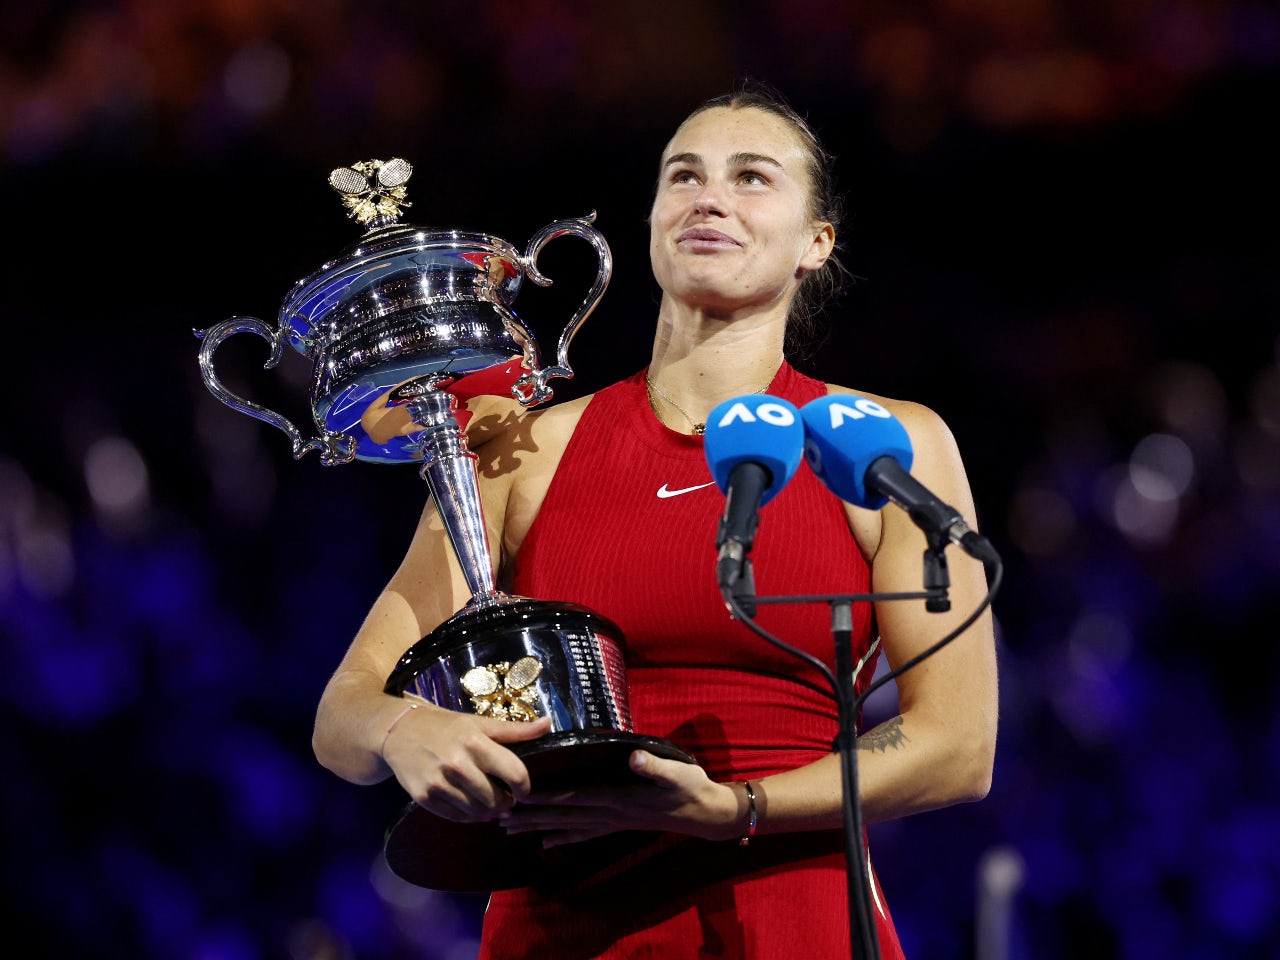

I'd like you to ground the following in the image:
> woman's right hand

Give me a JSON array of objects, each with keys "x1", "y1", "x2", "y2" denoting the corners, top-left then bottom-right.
[{"x1": 380, "y1": 703, "x2": 553, "y2": 822}]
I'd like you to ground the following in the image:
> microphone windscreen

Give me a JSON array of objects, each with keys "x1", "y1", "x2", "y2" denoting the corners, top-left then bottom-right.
[
  {"x1": 800, "y1": 395, "x2": 914, "y2": 510},
  {"x1": 703, "y1": 394, "x2": 804, "y2": 506}
]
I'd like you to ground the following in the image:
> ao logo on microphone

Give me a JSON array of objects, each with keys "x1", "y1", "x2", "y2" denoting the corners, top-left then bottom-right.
[
  {"x1": 714, "y1": 400, "x2": 798, "y2": 428},
  {"x1": 801, "y1": 395, "x2": 906, "y2": 486},
  {"x1": 813, "y1": 397, "x2": 893, "y2": 427}
]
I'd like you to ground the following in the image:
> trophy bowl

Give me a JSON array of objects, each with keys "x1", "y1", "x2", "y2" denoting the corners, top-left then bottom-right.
[
  {"x1": 281, "y1": 221, "x2": 534, "y2": 464},
  {"x1": 196, "y1": 158, "x2": 693, "y2": 892},
  {"x1": 197, "y1": 158, "x2": 609, "y2": 467}
]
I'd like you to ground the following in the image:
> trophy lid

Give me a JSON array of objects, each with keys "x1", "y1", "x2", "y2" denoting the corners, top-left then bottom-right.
[
  {"x1": 272, "y1": 159, "x2": 539, "y2": 463},
  {"x1": 279, "y1": 159, "x2": 526, "y2": 357},
  {"x1": 196, "y1": 158, "x2": 610, "y2": 466}
]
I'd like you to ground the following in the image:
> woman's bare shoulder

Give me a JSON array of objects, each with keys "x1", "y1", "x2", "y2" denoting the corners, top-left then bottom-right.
[
  {"x1": 485, "y1": 392, "x2": 595, "y2": 561},
  {"x1": 819, "y1": 383, "x2": 954, "y2": 443},
  {"x1": 815, "y1": 383, "x2": 968, "y2": 560},
  {"x1": 460, "y1": 392, "x2": 588, "y2": 474},
  {"x1": 528, "y1": 392, "x2": 595, "y2": 440}
]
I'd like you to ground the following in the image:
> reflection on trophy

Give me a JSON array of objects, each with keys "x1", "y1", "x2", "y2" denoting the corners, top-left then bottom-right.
[{"x1": 196, "y1": 159, "x2": 692, "y2": 891}]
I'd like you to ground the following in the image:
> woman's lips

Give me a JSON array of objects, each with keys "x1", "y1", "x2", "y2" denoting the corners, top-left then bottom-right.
[{"x1": 677, "y1": 227, "x2": 741, "y2": 248}]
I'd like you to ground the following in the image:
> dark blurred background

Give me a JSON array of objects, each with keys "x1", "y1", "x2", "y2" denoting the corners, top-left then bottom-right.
[{"x1": 2, "y1": 2, "x2": 1278, "y2": 958}]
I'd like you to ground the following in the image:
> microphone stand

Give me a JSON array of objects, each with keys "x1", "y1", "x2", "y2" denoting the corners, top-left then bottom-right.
[
  {"x1": 832, "y1": 595, "x2": 881, "y2": 960},
  {"x1": 739, "y1": 585, "x2": 940, "y2": 960},
  {"x1": 923, "y1": 542, "x2": 952, "y2": 613},
  {"x1": 727, "y1": 553, "x2": 1003, "y2": 960}
]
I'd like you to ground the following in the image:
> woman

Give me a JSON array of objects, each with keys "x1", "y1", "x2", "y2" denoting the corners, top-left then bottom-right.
[{"x1": 313, "y1": 85, "x2": 998, "y2": 958}]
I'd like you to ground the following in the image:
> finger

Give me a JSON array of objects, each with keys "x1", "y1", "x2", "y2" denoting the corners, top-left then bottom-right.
[
  {"x1": 476, "y1": 717, "x2": 552, "y2": 800},
  {"x1": 540, "y1": 825, "x2": 614, "y2": 848},
  {"x1": 628, "y1": 749, "x2": 685, "y2": 787},
  {"x1": 481, "y1": 715, "x2": 553, "y2": 744},
  {"x1": 411, "y1": 734, "x2": 522, "y2": 817},
  {"x1": 415, "y1": 779, "x2": 499, "y2": 822},
  {"x1": 517, "y1": 788, "x2": 587, "y2": 806},
  {"x1": 436, "y1": 758, "x2": 522, "y2": 815},
  {"x1": 501, "y1": 809, "x2": 608, "y2": 836},
  {"x1": 418, "y1": 792, "x2": 481, "y2": 822}
]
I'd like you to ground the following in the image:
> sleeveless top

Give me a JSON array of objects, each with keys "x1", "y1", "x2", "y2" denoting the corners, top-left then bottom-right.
[{"x1": 478, "y1": 364, "x2": 906, "y2": 959}]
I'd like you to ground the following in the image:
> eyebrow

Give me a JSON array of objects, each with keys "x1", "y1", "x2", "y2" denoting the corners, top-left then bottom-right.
[{"x1": 663, "y1": 151, "x2": 785, "y2": 170}]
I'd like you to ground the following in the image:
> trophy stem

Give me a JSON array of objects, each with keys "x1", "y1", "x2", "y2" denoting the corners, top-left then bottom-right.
[{"x1": 408, "y1": 392, "x2": 502, "y2": 605}]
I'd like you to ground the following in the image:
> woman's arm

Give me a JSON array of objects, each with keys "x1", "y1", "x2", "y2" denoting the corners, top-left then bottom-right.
[
  {"x1": 311, "y1": 476, "x2": 555, "y2": 817},
  {"x1": 502, "y1": 395, "x2": 997, "y2": 844},
  {"x1": 735, "y1": 396, "x2": 998, "y2": 830},
  {"x1": 310, "y1": 398, "x2": 582, "y2": 820},
  {"x1": 859, "y1": 398, "x2": 999, "y2": 814}
]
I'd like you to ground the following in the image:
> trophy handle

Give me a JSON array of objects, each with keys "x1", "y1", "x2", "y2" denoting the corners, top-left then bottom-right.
[
  {"x1": 194, "y1": 317, "x2": 357, "y2": 466},
  {"x1": 512, "y1": 212, "x2": 613, "y2": 405}
]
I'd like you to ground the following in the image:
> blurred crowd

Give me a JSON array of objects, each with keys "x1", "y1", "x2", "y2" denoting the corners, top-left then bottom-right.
[
  {"x1": 2, "y1": 2, "x2": 1278, "y2": 959},
  {"x1": 3, "y1": 1, "x2": 1278, "y2": 168}
]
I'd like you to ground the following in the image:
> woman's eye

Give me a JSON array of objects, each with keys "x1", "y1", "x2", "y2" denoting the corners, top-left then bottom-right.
[
  {"x1": 671, "y1": 170, "x2": 699, "y2": 184},
  {"x1": 739, "y1": 171, "x2": 767, "y2": 185}
]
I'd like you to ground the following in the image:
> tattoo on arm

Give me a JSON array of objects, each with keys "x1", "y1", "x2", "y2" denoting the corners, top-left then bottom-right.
[{"x1": 857, "y1": 716, "x2": 907, "y2": 754}]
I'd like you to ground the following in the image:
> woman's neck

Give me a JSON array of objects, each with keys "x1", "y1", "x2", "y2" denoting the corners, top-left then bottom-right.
[{"x1": 644, "y1": 299, "x2": 788, "y2": 433}]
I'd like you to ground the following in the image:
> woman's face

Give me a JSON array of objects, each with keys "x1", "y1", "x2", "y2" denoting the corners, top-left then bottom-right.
[{"x1": 649, "y1": 106, "x2": 833, "y2": 316}]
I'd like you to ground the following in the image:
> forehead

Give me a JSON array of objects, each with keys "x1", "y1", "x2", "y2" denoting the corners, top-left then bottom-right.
[{"x1": 661, "y1": 106, "x2": 809, "y2": 171}]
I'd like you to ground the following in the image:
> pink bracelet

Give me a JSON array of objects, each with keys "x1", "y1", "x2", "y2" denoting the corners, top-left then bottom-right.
[{"x1": 380, "y1": 701, "x2": 420, "y2": 757}]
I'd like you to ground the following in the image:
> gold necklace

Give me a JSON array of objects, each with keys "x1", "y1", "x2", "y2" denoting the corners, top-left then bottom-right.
[{"x1": 644, "y1": 376, "x2": 772, "y2": 436}]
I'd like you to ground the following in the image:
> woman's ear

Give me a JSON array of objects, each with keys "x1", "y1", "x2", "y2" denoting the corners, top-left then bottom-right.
[{"x1": 799, "y1": 221, "x2": 836, "y2": 274}]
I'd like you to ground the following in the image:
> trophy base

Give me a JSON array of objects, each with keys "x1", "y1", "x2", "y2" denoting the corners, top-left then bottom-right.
[
  {"x1": 382, "y1": 597, "x2": 693, "y2": 890},
  {"x1": 383, "y1": 730, "x2": 695, "y2": 891}
]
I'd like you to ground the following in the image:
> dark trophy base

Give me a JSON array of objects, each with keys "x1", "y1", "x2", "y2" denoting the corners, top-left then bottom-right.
[{"x1": 382, "y1": 597, "x2": 694, "y2": 891}]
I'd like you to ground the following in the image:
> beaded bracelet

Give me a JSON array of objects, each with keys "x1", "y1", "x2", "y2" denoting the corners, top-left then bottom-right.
[
  {"x1": 380, "y1": 701, "x2": 420, "y2": 757},
  {"x1": 737, "y1": 780, "x2": 758, "y2": 847}
]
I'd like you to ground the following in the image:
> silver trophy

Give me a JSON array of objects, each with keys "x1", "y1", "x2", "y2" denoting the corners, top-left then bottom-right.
[{"x1": 196, "y1": 159, "x2": 691, "y2": 891}]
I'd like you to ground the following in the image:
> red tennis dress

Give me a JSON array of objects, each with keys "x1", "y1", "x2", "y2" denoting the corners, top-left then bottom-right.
[{"x1": 478, "y1": 364, "x2": 907, "y2": 959}]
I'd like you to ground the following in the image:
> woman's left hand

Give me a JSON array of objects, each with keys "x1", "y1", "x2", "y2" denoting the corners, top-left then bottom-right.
[{"x1": 497, "y1": 750, "x2": 742, "y2": 847}]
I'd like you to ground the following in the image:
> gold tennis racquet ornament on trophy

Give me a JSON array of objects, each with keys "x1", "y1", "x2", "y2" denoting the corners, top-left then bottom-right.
[{"x1": 196, "y1": 159, "x2": 692, "y2": 891}]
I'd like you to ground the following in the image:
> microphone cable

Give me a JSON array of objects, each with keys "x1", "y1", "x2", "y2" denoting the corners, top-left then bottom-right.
[
  {"x1": 854, "y1": 557, "x2": 1002, "y2": 709},
  {"x1": 721, "y1": 554, "x2": 1004, "y2": 960}
]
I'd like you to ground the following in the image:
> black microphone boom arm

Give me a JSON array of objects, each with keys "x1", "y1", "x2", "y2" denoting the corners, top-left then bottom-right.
[{"x1": 864, "y1": 456, "x2": 1000, "y2": 565}]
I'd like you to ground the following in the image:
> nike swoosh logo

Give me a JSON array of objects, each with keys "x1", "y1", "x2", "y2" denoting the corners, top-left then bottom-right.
[{"x1": 656, "y1": 481, "x2": 717, "y2": 499}]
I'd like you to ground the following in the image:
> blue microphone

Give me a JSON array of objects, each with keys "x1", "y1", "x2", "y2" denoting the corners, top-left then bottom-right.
[
  {"x1": 800, "y1": 395, "x2": 998, "y2": 564},
  {"x1": 703, "y1": 394, "x2": 805, "y2": 591}
]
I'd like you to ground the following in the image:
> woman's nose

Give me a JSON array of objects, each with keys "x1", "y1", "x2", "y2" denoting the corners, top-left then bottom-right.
[{"x1": 692, "y1": 179, "x2": 727, "y2": 216}]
